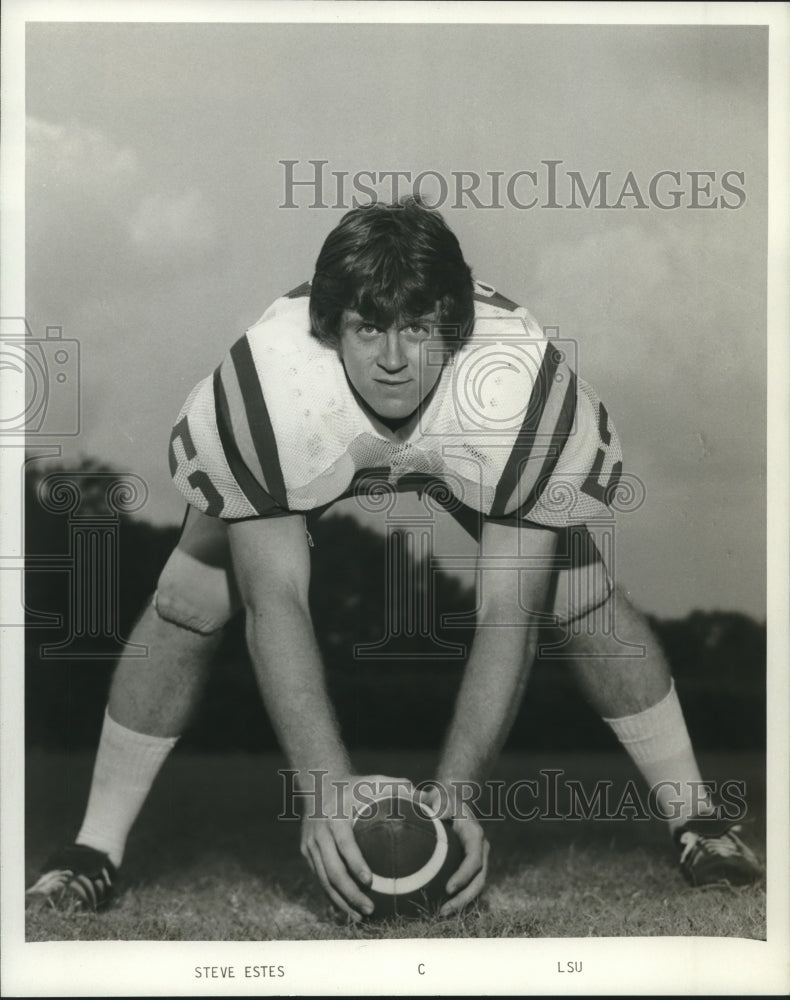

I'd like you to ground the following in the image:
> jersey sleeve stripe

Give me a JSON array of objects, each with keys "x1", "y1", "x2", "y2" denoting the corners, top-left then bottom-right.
[
  {"x1": 218, "y1": 351, "x2": 269, "y2": 492},
  {"x1": 506, "y1": 369, "x2": 577, "y2": 518},
  {"x1": 489, "y1": 344, "x2": 561, "y2": 517},
  {"x1": 229, "y1": 335, "x2": 288, "y2": 511},
  {"x1": 213, "y1": 368, "x2": 282, "y2": 515}
]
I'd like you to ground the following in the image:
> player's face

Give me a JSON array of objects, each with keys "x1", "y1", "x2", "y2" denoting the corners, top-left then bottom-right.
[{"x1": 338, "y1": 309, "x2": 446, "y2": 420}]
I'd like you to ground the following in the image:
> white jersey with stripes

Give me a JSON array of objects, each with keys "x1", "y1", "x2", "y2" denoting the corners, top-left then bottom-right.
[{"x1": 168, "y1": 281, "x2": 623, "y2": 531}]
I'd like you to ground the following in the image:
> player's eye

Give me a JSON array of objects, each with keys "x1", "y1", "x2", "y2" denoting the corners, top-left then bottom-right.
[
  {"x1": 357, "y1": 322, "x2": 379, "y2": 337},
  {"x1": 403, "y1": 323, "x2": 430, "y2": 340}
]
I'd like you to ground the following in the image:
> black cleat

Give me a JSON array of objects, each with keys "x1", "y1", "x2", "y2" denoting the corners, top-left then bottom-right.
[
  {"x1": 26, "y1": 844, "x2": 117, "y2": 912},
  {"x1": 675, "y1": 819, "x2": 762, "y2": 887}
]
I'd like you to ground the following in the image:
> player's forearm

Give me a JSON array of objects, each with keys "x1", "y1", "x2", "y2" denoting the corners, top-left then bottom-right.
[
  {"x1": 245, "y1": 597, "x2": 350, "y2": 789},
  {"x1": 437, "y1": 522, "x2": 557, "y2": 794},
  {"x1": 437, "y1": 617, "x2": 536, "y2": 789}
]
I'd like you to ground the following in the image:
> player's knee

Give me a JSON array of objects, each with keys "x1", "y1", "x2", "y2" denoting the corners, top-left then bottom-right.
[{"x1": 153, "y1": 550, "x2": 238, "y2": 635}]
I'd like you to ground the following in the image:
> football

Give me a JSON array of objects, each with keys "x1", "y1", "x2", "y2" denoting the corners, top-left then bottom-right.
[{"x1": 352, "y1": 790, "x2": 464, "y2": 919}]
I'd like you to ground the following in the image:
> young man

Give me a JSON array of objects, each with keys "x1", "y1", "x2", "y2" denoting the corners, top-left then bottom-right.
[{"x1": 27, "y1": 199, "x2": 761, "y2": 919}]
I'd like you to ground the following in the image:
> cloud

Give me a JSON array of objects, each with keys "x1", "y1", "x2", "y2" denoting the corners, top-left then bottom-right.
[
  {"x1": 522, "y1": 213, "x2": 766, "y2": 616},
  {"x1": 26, "y1": 116, "x2": 217, "y2": 272},
  {"x1": 27, "y1": 115, "x2": 138, "y2": 201},
  {"x1": 529, "y1": 216, "x2": 765, "y2": 454},
  {"x1": 129, "y1": 189, "x2": 216, "y2": 254}
]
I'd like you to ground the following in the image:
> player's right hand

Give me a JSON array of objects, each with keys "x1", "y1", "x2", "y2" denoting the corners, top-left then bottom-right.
[{"x1": 299, "y1": 773, "x2": 414, "y2": 921}]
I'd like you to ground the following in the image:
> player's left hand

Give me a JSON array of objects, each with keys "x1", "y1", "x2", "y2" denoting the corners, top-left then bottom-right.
[{"x1": 418, "y1": 783, "x2": 489, "y2": 916}]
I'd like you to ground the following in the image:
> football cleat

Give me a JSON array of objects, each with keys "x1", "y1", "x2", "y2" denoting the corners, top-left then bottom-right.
[
  {"x1": 675, "y1": 819, "x2": 762, "y2": 887},
  {"x1": 26, "y1": 844, "x2": 117, "y2": 912}
]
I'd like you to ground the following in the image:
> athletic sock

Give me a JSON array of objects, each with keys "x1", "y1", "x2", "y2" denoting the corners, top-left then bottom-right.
[
  {"x1": 603, "y1": 679, "x2": 714, "y2": 832},
  {"x1": 75, "y1": 708, "x2": 178, "y2": 867}
]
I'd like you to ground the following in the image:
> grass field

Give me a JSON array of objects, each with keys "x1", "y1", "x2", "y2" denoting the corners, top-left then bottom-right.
[{"x1": 25, "y1": 749, "x2": 766, "y2": 942}]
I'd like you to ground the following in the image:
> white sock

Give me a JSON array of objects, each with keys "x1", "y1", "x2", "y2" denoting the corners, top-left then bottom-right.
[
  {"x1": 603, "y1": 679, "x2": 713, "y2": 832},
  {"x1": 76, "y1": 709, "x2": 178, "y2": 867}
]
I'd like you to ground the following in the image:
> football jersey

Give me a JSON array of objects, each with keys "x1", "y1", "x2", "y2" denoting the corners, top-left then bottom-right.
[{"x1": 168, "y1": 281, "x2": 623, "y2": 532}]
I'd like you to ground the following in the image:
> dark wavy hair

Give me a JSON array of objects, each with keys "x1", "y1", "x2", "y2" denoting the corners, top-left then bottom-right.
[{"x1": 309, "y1": 197, "x2": 475, "y2": 353}]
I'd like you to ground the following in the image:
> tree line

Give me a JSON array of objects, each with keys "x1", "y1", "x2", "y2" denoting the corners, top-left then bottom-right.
[{"x1": 24, "y1": 460, "x2": 765, "y2": 752}]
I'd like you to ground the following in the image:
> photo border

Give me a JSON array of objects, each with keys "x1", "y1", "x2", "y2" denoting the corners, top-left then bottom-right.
[{"x1": 2, "y1": 1, "x2": 788, "y2": 995}]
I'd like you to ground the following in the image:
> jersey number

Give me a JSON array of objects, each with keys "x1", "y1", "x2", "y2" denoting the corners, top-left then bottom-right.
[
  {"x1": 168, "y1": 416, "x2": 225, "y2": 516},
  {"x1": 581, "y1": 404, "x2": 622, "y2": 502}
]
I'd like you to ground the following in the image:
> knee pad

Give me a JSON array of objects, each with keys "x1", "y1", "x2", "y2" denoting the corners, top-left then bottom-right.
[{"x1": 153, "y1": 548, "x2": 239, "y2": 635}]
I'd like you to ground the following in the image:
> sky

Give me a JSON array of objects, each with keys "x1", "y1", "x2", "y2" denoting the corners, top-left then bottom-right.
[{"x1": 21, "y1": 21, "x2": 768, "y2": 619}]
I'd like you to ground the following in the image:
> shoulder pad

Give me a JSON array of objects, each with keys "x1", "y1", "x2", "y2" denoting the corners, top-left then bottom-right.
[
  {"x1": 473, "y1": 280, "x2": 519, "y2": 312},
  {"x1": 284, "y1": 280, "x2": 311, "y2": 299}
]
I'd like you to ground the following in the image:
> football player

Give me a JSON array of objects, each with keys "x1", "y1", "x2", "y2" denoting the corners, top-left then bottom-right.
[{"x1": 27, "y1": 199, "x2": 761, "y2": 918}]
